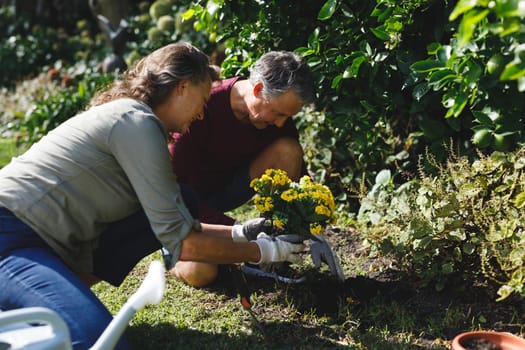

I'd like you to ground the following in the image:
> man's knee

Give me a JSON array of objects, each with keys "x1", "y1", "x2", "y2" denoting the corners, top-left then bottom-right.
[
  {"x1": 270, "y1": 137, "x2": 303, "y2": 159},
  {"x1": 169, "y1": 261, "x2": 218, "y2": 287},
  {"x1": 252, "y1": 137, "x2": 304, "y2": 180}
]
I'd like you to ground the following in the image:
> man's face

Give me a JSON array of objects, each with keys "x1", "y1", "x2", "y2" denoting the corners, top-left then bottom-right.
[{"x1": 247, "y1": 85, "x2": 304, "y2": 129}]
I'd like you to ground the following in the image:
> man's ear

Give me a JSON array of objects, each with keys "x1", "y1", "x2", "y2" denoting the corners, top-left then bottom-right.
[{"x1": 253, "y1": 82, "x2": 264, "y2": 98}]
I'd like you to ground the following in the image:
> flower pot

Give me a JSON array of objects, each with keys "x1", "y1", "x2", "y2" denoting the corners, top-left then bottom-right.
[{"x1": 451, "y1": 331, "x2": 525, "y2": 350}]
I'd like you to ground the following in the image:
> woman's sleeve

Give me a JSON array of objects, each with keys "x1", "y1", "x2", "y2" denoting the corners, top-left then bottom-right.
[{"x1": 108, "y1": 111, "x2": 198, "y2": 262}]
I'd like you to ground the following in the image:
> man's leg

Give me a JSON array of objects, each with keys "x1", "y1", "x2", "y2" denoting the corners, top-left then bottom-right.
[
  {"x1": 92, "y1": 210, "x2": 162, "y2": 286},
  {"x1": 248, "y1": 137, "x2": 305, "y2": 181}
]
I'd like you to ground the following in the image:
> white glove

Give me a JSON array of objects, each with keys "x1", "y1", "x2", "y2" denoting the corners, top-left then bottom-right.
[
  {"x1": 253, "y1": 233, "x2": 306, "y2": 264},
  {"x1": 231, "y1": 218, "x2": 272, "y2": 242}
]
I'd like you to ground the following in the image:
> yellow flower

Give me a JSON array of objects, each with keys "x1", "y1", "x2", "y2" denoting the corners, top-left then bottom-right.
[
  {"x1": 315, "y1": 205, "x2": 331, "y2": 218},
  {"x1": 251, "y1": 168, "x2": 336, "y2": 238},
  {"x1": 274, "y1": 218, "x2": 285, "y2": 229},
  {"x1": 281, "y1": 189, "x2": 298, "y2": 202},
  {"x1": 253, "y1": 196, "x2": 267, "y2": 213},
  {"x1": 310, "y1": 223, "x2": 323, "y2": 235},
  {"x1": 254, "y1": 196, "x2": 273, "y2": 213}
]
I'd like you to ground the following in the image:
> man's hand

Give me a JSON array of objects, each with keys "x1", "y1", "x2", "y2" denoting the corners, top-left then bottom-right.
[
  {"x1": 254, "y1": 233, "x2": 306, "y2": 264},
  {"x1": 310, "y1": 236, "x2": 345, "y2": 281},
  {"x1": 231, "y1": 218, "x2": 272, "y2": 242}
]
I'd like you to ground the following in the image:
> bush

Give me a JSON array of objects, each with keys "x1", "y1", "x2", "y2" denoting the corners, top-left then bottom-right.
[
  {"x1": 357, "y1": 148, "x2": 525, "y2": 300},
  {"x1": 410, "y1": 0, "x2": 525, "y2": 153}
]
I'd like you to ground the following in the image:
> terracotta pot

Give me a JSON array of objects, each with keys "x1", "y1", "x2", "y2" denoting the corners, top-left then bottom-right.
[{"x1": 452, "y1": 331, "x2": 525, "y2": 350}]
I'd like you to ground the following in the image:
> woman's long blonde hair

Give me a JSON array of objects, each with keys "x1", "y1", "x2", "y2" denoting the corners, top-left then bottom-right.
[{"x1": 89, "y1": 42, "x2": 215, "y2": 109}]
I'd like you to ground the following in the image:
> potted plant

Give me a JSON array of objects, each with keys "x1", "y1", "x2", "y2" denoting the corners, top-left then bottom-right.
[{"x1": 452, "y1": 331, "x2": 525, "y2": 350}]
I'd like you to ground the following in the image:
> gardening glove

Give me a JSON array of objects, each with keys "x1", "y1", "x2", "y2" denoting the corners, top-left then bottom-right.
[
  {"x1": 253, "y1": 233, "x2": 306, "y2": 264},
  {"x1": 310, "y1": 235, "x2": 345, "y2": 282},
  {"x1": 231, "y1": 218, "x2": 272, "y2": 242}
]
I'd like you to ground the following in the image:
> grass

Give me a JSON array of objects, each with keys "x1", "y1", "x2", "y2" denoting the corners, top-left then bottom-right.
[
  {"x1": 0, "y1": 138, "x2": 26, "y2": 167},
  {"x1": 90, "y1": 250, "x2": 456, "y2": 350}
]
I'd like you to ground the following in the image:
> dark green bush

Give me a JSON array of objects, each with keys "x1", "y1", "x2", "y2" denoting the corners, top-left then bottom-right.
[
  {"x1": 411, "y1": 0, "x2": 525, "y2": 153},
  {"x1": 180, "y1": 0, "x2": 525, "y2": 215}
]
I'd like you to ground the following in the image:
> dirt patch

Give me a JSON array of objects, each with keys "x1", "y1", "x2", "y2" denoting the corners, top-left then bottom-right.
[{"x1": 211, "y1": 226, "x2": 525, "y2": 348}]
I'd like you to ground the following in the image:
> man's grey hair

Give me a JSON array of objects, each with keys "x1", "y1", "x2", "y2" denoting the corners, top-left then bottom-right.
[{"x1": 249, "y1": 51, "x2": 315, "y2": 104}]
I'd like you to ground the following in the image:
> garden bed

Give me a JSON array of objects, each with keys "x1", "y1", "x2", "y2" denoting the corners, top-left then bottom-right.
[{"x1": 124, "y1": 226, "x2": 524, "y2": 349}]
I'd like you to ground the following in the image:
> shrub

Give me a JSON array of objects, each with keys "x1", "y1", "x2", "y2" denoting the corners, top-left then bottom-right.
[
  {"x1": 410, "y1": 0, "x2": 525, "y2": 153},
  {"x1": 357, "y1": 148, "x2": 525, "y2": 300}
]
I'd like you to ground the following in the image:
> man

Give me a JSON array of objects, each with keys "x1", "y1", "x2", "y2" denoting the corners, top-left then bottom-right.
[
  {"x1": 167, "y1": 51, "x2": 343, "y2": 286},
  {"x1": 170, "y1": 51, "x2": 314, "y2": 225}
]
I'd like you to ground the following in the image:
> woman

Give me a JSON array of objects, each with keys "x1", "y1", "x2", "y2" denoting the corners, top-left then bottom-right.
[{"x1": 0, "y1": 42, "x2": 305, "y2": 350}]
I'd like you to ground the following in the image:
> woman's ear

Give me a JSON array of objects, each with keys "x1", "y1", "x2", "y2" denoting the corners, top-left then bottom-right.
[{"x1": 175, "y1": 79, "x2": 189, "y2": 95}]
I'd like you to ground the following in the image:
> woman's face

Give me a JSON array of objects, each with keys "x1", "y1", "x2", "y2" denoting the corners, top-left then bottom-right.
[{"x1": 155, "y1": 79, "x2": 211, "y2": 133}]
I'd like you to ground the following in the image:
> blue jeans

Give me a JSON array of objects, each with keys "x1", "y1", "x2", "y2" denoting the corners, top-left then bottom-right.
[{"x1": 0, "y1": 208, "x2": 135, "y2": 350}]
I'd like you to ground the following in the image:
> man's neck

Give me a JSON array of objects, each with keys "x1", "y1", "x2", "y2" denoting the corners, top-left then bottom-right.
[{"x1": 230, "y1": 80, "x2": 251, "y2": 122}]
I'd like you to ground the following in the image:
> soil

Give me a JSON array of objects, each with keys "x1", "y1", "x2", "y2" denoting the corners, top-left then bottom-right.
[{"x1": 211, "y1": 225, "x2": 525, "y2": 348}]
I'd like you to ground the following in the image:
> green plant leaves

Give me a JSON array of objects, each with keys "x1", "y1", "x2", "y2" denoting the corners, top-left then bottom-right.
[
  {"x1": 410, "y1": 59, "x2": 445, "y2": 73},
  {"x1": 358, "y1": 147, "x2": 525, "y2": 301},
  {"x1": 317, "y1": 0, "x2": 339, "y2": 20}
]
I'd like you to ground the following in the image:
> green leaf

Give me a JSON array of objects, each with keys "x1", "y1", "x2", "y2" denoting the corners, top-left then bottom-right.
[
  {"x1": 412, "y1": 83, "x2": 430, "y2": 101},
  {"x1": 331, "y1": 74, "x2": 343, "y2": 89},
  {"x1": 449, "y1": 0, "x2": 480, "y2": 21},
  {"x1": 472, "y1": 111, "x2": 494, "y2": 126},
  {"x1": 411, "y1": 59, "x2": 445, "y2": 73},
  {"x1": 500, "y1": 61, "x2": 525, "y2": 80},
  {"x1": 348, "y1": 56, "x2": 367, "y2": 78},
  {"x1": 182, "y1": 8, "x2": 196, "y2": 20},
  {"x1": 318, "y1": 0, "x2": 339, "y2": 20},
  {"x1": 513, "y1": 192, "x2": 525, "y2": 208},
  {"x1": 445, "y1": 93, "x2": 468, "y2": 118},
  {"x1": 457, "y1": 9, "x2": 489, "y2": 46},
  {"x1": 426, "y1": 42, "x2": 442, "y2": 55},
  {"x1": 509, "y1": 248, "x2": 525, "y2": 267},
  {"x1": 441, "y1": 262, "x2": 454, "y2": 274},
  {"x1": 463, "y1": 242, "x2": 476, "y2": 254},
  {"x1": 428, "y1": 69, "x2": 457, "y2": 88},
  {"x1": 370, "y1": 7, "x2": 394, "y2": 22},
  {"x1": 370, "y1": 26, "x2": 390, "y2": 41},
  {"x1": 495, "y1": 0, "x2": 525, "y2": 17}
]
